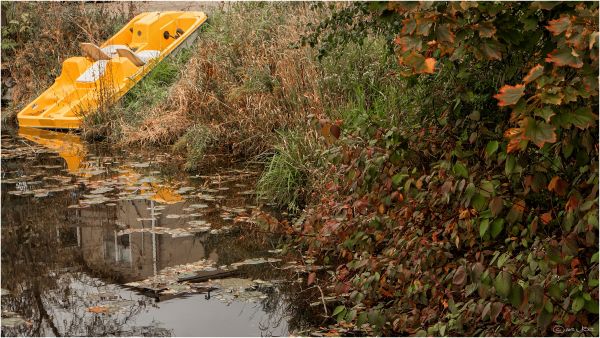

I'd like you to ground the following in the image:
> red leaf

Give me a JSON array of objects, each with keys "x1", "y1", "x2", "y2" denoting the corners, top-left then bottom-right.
[
  {"x1": 523, "y1": 64, "x2": 544, "y2": 84},
  {"x1": 494, "y1": 84, "x2": 525, "y2": 106}
]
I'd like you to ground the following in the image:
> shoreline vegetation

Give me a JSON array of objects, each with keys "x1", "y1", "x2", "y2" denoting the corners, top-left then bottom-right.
[{"x1": 2, "y1": 1, "x2": 599, "y2": 336}]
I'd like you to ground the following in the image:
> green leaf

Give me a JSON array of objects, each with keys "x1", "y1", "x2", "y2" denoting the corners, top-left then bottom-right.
[
  {"x1": 472, "y1": 194, "x2": 488, "y2": 211},
  {"x1": 485, "y1": 141, "x2": 499, "y2": 158},
  {"x1": 572, "y1": 297, "x2": 585, "y2": 313},
  {"x1": 497, "y1": 252, "x2": 510, "y2": 268},
  {"x1": 481, "y1": 39, "x2": 502, "y2": 60},
  {"x1": 367, "y1": 310, "x2": 385, "y2": 328},
  {"x1": 332, "y1": 305, "x2": 346, "y2": 317},
  {"x1": 453, "y1": 162, "x2": 469, "y2": 178},
  {"x1": 505, "y1": 155, "x2": 516, "y2": 176},
  {"x1": 509, "y1": 284, "x2": 524, "y2": 308},
  {"x1": 494, "y1": 271, "x2": 512, "y2": 298},
  {"x1": 545, "y1": 47, "x2": 583, "y2": 68},
  {"x1": 584, "y1": 300, "x2": 599, "y2": 314},
  {"x1": 357, "y1": 312, "x2": 368, "y2": 326},
  {"x1": 592, "y1": 252, "x2": 599, "y2": 263},
  {"x1": 523, "y1": 117, "x2": 556, "y2": 148},
  {"x1": 534, "y1": 107, "x2": 555, "y2": 123},
  {"x1": 479, "y1": 219, "x2": 490, "y2": 238},
  {"x1": 490, "y1": 218, "x2": 504, "y2": 238},
  {"x1": 392, "y1": 173, "x2": 408, "y2": 188},
  {"x1": 345, "y1": 309, "x2": 357, "y2": 322},
  {"x1": 564, "y1": 107, "x2": 598, "y2": 130},
  {"x1": 523, "y1": 64, "x2": 544, "y2": 83}
]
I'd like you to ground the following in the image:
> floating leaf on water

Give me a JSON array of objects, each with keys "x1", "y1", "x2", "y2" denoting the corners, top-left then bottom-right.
[
  {"x1": 214, "y1": 278, "x2": 256, "y2": 290},
  {"x1": 0, "y1": 312, "x2": 26, "y2": 328},
  {"x1": 87, "y1": 306, "x2": 109, "y2": 314},
  {"x1": 187, "y1": 220, "x2": 208, "y2": 226},
  {"x1": 171, "y1": 231, "x2": 194, "y2": 238},
  {"x1": 89, "y1": 187, "x2": 114, "y2": 194},
  {"x1": 137, "y1": 217, "x2": 156, "y2": 222},
  {"x1": 230, "y1": 257, "x2": 282, "y2": 268},
  {"x1": 33, "y1": 191, "x2": 49, "y2": 198},
  {"x1": 189, "y1": 203, "x2": 209, "y2": 209},
  {"x1": 176, "y1": 187, "x2": 195, "y2": 194},
  {"x1": 191, "y1": 226, "x2": 211, "y2": 233},
  {"x1": 130, "y1": 162, "x2": 150, "y2": 168}
]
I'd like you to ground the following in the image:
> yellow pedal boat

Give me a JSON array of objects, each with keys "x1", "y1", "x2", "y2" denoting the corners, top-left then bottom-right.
[{"x1": 17, "y1": 11, "x2": 207, "y2": 129}]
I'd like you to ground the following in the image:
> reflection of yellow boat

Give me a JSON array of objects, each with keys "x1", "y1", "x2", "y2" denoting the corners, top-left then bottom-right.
[
  {"x1": 17, "y1": 128, "x2": 183, "y2": 204},
  {"x1": 17, "y1": 11, "x2": 207, "y2": 129},
  {"x1": 18, "y1": 127, "x2": 86, "y2": 172}
]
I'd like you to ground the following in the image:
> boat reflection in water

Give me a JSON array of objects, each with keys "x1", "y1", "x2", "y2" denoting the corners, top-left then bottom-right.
[{"x1": 17, "y1": 127, "x2": 207, "y2": 283}]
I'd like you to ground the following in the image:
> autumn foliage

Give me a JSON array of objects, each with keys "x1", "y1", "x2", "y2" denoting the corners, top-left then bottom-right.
[{"x1": 294, "y1": 1, "x2": 599, "y2": 336}]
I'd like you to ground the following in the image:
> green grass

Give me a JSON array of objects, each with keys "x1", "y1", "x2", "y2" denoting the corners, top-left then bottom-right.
[
  {"x1": 172, "y1": 124, "x2": 217, "y2": 171},
  {"x1": 120, "y1": 48, "x2": 193, "y2": 121},
  {"x1": 256, "y1": 130, "x2": 322, "y2": 213},
  {"x1": 82, "y1": 47, "x2": 193, "y2": 140}
]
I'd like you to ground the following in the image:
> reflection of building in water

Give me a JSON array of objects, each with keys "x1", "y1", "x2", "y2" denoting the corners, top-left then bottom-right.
[
  {"x1": 18, "y1": 126, "x2": 216, "y2": 282},
  {"x1": 71, "y1": 199, "x2": 217, "y2": 283}
]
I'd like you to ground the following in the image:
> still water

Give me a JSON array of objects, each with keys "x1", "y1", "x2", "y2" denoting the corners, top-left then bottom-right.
[{"x1": 1, "y1": 127, "x2": 317, "y2": 336}]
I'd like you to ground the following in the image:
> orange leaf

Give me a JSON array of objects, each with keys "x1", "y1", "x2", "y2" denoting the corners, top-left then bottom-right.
[
  {"x1": 400, "y1": 52, "x2": 436, "y2": 74},
  {"x1": 540, "y1": 212, "x2": 552, "y2": 225},
  {"x1": 87, "y1": 306, "x2": 109, "y2": 314},
  {"x1": 504, "y1": 127, "x2": 527, "y2": 153},
  {"x1": 565, "y1": 195, "x2": 579, "y2": 211},
  {"x1": 548, "y1": 176, "x2": 568, "y2": 196},
  {"x1": 546, "y1": 16, "x2": 571, "y2": 36},
  {"x1": 494, "y1": 84, "x2": 525, "y2": 106},
  {"x1": 523, "y1": 64, "x2": 544, "y2": 84}
]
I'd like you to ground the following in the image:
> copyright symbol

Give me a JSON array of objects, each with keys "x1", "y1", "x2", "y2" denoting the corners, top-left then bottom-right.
[{"x1": 552, "y1": 325, "x2": 565, "y2": 334}]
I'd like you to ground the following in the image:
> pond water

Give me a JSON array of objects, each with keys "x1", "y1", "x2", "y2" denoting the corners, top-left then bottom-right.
[{"x1": 1, "y1": 127, "x2": 320, "y2": 336}]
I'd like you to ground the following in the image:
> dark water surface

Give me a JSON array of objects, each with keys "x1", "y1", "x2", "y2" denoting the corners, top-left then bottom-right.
[{"x1": 1, "y1": 127, "x2": 317, "y2": 336}]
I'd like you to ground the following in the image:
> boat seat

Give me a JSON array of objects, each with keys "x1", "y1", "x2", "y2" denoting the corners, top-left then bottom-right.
[
  {"x1": 76, "y1": 60, "x2": 109, "y2": 83},
  {"x1": 81, "y1": 43, "x2": 112, "y2": 61},
  {"x1": 81, "y1": 42, "x2": 159, "y2": 65},
  {"x1": 116, "y1": 48, "x2": 161, "y2": 67}
]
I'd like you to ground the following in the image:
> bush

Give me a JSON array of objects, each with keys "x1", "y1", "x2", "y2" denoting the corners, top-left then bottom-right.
[{"x1": 294, "y1": 2, "x2": 599, "y2": 336}]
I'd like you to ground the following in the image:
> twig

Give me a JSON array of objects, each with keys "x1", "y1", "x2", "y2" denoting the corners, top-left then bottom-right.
[{"x1": 316, "y1": 284, "x2": 328, "y2": 317}]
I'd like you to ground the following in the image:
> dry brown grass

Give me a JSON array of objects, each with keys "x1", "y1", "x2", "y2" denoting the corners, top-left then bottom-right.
[{"x1": 121, "y1": 3, "x2": 325, "y2": 166}]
